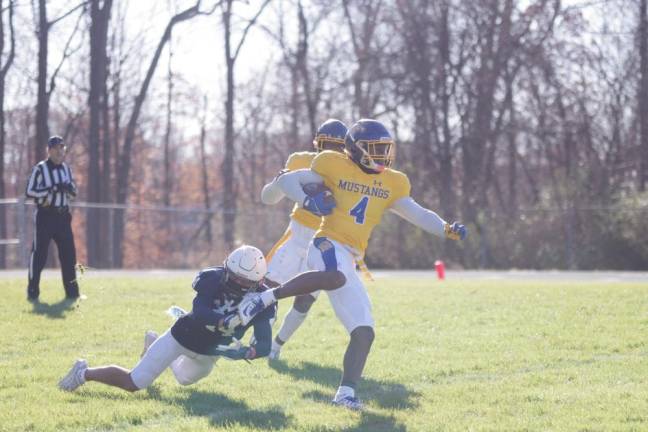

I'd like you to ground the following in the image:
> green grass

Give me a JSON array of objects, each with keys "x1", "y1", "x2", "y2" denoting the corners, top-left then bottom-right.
[{"x1": 1, "y1": 274, "x2": 648, "y2": 431}]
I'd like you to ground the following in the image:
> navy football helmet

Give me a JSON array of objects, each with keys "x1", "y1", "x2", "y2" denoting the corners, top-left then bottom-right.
[
  {"x1": 344, "y1": 119, "x2": 394, "y2": 173},
  {"x1": 313, "y1": 119, "x2": 347, "y2": 153}
]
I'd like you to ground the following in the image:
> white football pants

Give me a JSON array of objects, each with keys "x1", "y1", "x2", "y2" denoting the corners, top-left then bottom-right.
[
  {"x1": 266, "y1": 219, "x2": 318, "y2": 295},
  {"x1": 130, "y1": 329, "x2": 218, "y2": 389},
  {"x1": 306, "y1": 237, "x2": 373, "y2": 333}
]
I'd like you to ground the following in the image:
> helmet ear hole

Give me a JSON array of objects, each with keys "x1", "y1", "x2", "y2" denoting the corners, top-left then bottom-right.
[{"x1": 344, "y1": 119, "x2": 395, "y2": 172}]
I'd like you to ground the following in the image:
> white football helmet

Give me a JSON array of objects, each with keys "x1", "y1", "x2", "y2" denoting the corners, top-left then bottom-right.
[{"x1": 224, "y1": 245, "x2": 267, "y2": 288}]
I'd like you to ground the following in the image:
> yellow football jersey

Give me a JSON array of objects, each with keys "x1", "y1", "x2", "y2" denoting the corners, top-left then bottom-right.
[
  {"x1": 311, "y1": 151, "x2": 411, "y2": 254},
  {"x1": 285, "y1": 151, "x2": 321, "y2": 230}
]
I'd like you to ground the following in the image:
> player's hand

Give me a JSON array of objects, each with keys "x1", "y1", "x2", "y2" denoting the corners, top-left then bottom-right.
[
  {"x1": 61, "y1": 182, "x2": 75, "y2": 194},
  {"x1": 218, "y1": 313, "x2": 242, "y2": 332},
  {"x1": 444, "y1": 221, "x2": 467, "y2": 241},
  {"x1": 213, "y1": 345, "x2": 256, "y2": 360},
  {"x1": 237, "y1": 293, "x2": 266, "y2": 326},
  {"x1": 303, "y1": 190, "x2": 335, "y2": 216}
]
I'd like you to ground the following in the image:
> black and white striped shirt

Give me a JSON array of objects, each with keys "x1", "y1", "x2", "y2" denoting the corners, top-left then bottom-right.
[{"x1": 25, "y1": 159, "x2": 77, "y2": 207}]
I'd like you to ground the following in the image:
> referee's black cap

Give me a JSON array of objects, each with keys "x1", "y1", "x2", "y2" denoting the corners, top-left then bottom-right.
[{"x1": 47, "y1": 136, "x2": 64, "y2": 148}]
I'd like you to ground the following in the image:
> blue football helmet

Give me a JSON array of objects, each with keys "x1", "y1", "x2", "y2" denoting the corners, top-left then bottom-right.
[
  {"x1": 313, "y1": 119, "x2": 347, "y2": 152},
  {"x1": 344, "y1": 119, "x2": 394, "y2": 173}
]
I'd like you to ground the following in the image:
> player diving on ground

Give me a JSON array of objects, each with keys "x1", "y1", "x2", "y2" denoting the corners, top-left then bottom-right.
[{"x1": 58, "y1": 245, "x2": 344, "y2": 393}]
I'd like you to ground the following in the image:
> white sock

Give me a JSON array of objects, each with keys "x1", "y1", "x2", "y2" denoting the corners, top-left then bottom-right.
[
  {"x1": 335, "y1": 385, "x2": 355, "y2": 400},
  {"x1": 276, "y1": 307, "x2": 308, "y2": 344},
  {"x1": 270, "y1": 339, "x2": 282, "y2": 352},
  {"x1": 260, "y1": 289, "x2": 278, "y2": 307}
]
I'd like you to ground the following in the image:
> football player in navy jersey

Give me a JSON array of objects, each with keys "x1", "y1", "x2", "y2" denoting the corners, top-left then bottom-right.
[{"x1": 59, "y1": 245, "x2": 345, "y2": 392}]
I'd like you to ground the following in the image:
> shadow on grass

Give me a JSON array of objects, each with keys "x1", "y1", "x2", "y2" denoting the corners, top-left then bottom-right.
[
  {"x1": 303, "y1": 390, "x2": 407, "y2": 432},
  {"x1": 270, "y1": 360, "x2": 421, "y2": 410},
  {"x1": 160, "y1": 388, "x2": 291, "y2": 429},
  {"x1": 81, "y1": 386, "x2": 291, "y2": 429},
  {"x1": 30, "y1": 298, "x2": 77, "y2": 319}
]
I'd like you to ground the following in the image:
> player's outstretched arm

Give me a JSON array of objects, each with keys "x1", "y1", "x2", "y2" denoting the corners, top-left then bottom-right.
[
  {"x1": 390, "y1": 197, "x2": 467, "y2": 240},
  {"x1": 237, "y1": 270, "x2": 346, "y2": 325},
  {"x1": 261, "y1": 170, "x2": 288, "y2": 205}
]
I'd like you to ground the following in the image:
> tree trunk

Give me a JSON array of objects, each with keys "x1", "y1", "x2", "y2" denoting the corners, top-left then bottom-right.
[
  {"x1": 297, "y1": 1, "x2": 316, "y2": 137},
  {"x1": 505, "y1": 73, "x2": 517, "y2": 217},
  {"x1": 437, "y1": 1, "x2": 454, "y2": 219},
  {"x1": 199, "y1": 97, "x2": 212, "y2": 244},
  {"x1": 35, "y1": 0, "x2": 49, "y2": 163},
  {"x1": 100, "y1": 51, "x2": 112, "y2": 266},
  {"x1": 219, "y1": 0, "x2": 269, "y2": 250},
  {"x1": 87, "y1": 0, "x2": 112, "y2": 268},
  {"x1": 163, "y1": 44, "x2": 173, "y2": 208},
  {"x1": 640, "y1": 0, "x2": 648, "y2": 191},
  {"x1": 222, "y1": 0, "x2": 236, "y2": 250},
  {"x1": 0, "y1": 0, "x2": 15, "y2": 268}
]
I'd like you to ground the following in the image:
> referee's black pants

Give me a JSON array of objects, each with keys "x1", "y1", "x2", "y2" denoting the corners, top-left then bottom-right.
[{"x1": 27, "y1": 207, "x2": 79, "y2": 300}]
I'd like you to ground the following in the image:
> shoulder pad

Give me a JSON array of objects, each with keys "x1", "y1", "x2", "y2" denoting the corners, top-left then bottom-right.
[
  {"x1": 192, "y1": 267, "x2": 226, "y2": 292},
  {"x1": 286, "y1": 151, "x2": 316, "y2": 170}
]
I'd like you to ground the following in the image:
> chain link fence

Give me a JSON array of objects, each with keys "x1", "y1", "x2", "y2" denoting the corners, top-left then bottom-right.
[
  {"x1": 1, "y1": 198, "x2": 647, "y2": 270},
  {"x1": 0, "y1": 199, "x2": 291, "y2": 270}
]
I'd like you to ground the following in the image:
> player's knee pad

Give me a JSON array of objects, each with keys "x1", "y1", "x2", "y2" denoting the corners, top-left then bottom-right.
[
  {"x1": 174, "y1": 374, "x2": 197, "y2": 386},
  {"x1": 293, "y1": 294, "x2": 316, "y2": 313},
  {"x1": 172, "y1": 367, "x2": 207, "y2": 386},
  {"x1": 350, "y1": 326, "x2": 375, "y2": 348}
]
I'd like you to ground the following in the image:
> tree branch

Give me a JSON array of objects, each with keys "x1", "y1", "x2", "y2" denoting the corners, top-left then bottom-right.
[{"x1": 232, "y1": 0, "x2": 271, "y2": 61}]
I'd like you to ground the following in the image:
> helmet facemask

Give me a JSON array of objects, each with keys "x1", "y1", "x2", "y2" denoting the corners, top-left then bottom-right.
[
  {"x1": 226, "y1": 270, "x2": 263, "y2": 293},
  {"x1": 313, "y1": 135, "x2": 346, "y2": 153},
  {"x1": 351, "y1": 139, "x2": 395, "y2": 173}
]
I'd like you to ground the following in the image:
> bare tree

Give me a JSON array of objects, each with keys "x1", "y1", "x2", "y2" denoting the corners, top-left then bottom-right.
[
  {"x1": 33, "y1": 1, "x2": 87, "y2": 163},
  {"x1": 342, "y1": 0, "x2": 383, "y2": 117},
  {"x1": 163, "y1": 41, "x2": 174, "y2": 209},
  {"x1": 87, "y1": 0, "x2": 112, "y2": 268},
  {"x1": 0, "y1": 0, "x2": 15, "y2": 268},
  {"x1": 220, "y1": 0, "x2": 271, "y2": 250},
  {"x1": 198, "y1": 96, "x2": 212, "y2": 244},
  {"x1": 112, "y1": 1, "x2": 216, "y2": 267},
  {"x1": 639, "y1": 0, "x2": 648, "y2": 191}
]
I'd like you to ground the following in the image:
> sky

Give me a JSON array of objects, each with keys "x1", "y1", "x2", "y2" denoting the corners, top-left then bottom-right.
[{"x1": 125, "y1": 1, "x2": 277, "y2": 101}]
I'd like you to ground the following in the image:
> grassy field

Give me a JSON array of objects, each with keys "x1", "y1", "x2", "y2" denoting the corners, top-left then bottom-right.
[{"x1": 1, "y1": 273, "x2": 648, "y2": 431}]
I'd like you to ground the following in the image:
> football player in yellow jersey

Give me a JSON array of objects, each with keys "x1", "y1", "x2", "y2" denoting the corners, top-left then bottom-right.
[
  {"x1": 261, "y1": 119, "x2": 347, "y2": 359},
  {"x1": 260, "y1": 119, "x2": 467, "y2": 410}
]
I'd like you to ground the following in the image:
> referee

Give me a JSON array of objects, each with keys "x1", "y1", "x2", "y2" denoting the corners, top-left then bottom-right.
[{"x1": 25, "y1": 135, "x2": 80, "y2": 302}]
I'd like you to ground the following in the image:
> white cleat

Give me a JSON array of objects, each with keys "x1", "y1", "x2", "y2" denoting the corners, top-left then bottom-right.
[
  {"x1": 141, "y1": 330, "x2": 159, "y2": 358},
  {"x1": 332, "y1": 395, "x2": 364, "y2": 411},
  {"x1": 58, "y1": 359, "x2": 88, "y2": 392}
]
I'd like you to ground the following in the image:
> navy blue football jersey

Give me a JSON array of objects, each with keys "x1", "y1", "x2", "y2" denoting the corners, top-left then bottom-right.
[{"x1": 170, "y1": 267, "x2": 277, "y2": 356}]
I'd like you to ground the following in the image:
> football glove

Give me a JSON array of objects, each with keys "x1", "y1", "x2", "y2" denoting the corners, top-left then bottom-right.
[
  {"x1": 237, "y1": 293, "x2": 266, "y2": 326},
  {"x1": 444, "y1": 221, "x2": 467, "y2": 241},
  {"x1": 218, "y1": 312, "x2": 242, "y2": 332},
  {"x1": 214, "y1": 345, "x2": 256, "y2": 361},
  {"x1": 166, "y1": 305, "x2": 187, "y2": 320},
  {"x1": 212, "y1": 338, "x2": 256, "y2": 361},
  {"x1": 302, "y1": 190, "x2": 335, "y2": 216}
]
